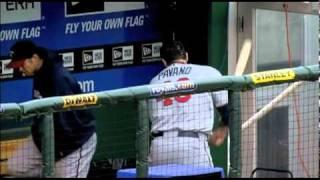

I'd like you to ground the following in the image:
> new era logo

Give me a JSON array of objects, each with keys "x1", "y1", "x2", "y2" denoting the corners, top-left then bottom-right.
[
  {"x1": 142, "y1": 45, "x2": 152, "y2": 57},
  {"x1": 112, "y1": 46, "x2": 133, "y2": 61},
  {"x1": 112, "y1": 48, "x2": 123, "y2": 60},
  {"x1": 83, "y1": 51, "x2": 93, "y2": 65},
  {"x1": 82, "y1": 49, "x2": 104, "y2": 65},
  {"x1": 142, "y1": 42, "x2": 162, "y2": 59}
]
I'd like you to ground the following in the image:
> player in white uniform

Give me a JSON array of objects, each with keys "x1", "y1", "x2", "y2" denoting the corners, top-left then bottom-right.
[{"x1": 148, "y1": 40, "x2": 229, "y2": 167}]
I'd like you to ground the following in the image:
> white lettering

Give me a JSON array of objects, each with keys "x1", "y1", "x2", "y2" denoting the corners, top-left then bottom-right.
[
  {"x1": 104, "y1": 18, "x2": 123, "y2": 30},
  {"x1": 125, "y1": 15, "x2": 144, "y2": 27},
  {"x1": 0, "y1": 29, "x2": 19, "y2": 41},
  {"x1": 78, "y1": 80, "x2": 95, "y2": 93},
  {"x1": 20, "y1": 26, "x2": 41, "y2": 39},
  {"x1": 65, "y1": 23, "x2": 79, "y2": 34},
  {"x1": 81, "y1": 20, "x2": 103, "y2": 32}
]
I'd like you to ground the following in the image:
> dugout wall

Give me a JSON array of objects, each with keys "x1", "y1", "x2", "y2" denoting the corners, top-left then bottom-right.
[
  {"x1": 0, "y1": 2, "x2": 165, "y2": 176},
  {"x1": 0, "y1": 2, "x2": 232, "y2": 177}
]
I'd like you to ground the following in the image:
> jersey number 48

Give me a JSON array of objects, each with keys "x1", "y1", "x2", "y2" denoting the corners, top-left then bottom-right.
[{"x1": 159, "y1": 77, "x2": 192, "y2": 106}]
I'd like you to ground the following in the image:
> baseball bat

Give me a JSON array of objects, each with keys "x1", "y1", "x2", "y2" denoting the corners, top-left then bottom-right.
[
  {"x1": 235, "y1": 39, "x2": 252, "y2": 76},
  {"x1": 241, "y1": 81, "x2": 303, "y2": 130}
]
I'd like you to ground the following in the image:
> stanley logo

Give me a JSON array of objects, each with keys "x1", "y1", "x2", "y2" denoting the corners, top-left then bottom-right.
[
  {"x1": 63, "y1": 94, "x2": 98, "y2": 108},
  {"x1": 251, "y1": 69, "x2": 295, "y2": 84}
]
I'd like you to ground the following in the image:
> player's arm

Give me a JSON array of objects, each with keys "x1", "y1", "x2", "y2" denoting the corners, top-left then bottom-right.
[
  {"x1": 217, "y1": 104, "x2": 229, "y2": 127},
  {"x1": 208, "y1": 104, "x2": 229, "y2": 146},
  {"x1": 207, "y1": 72, "x2": 229, "y2": 146}
]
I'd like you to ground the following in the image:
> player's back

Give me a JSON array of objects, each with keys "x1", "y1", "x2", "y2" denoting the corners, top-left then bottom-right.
[
  {"x1": 149, "y1": 63, "x2": 222, "y2": 134},
  {"x1": 150, "y1": 63, "x2": 222, "y2": 83}
]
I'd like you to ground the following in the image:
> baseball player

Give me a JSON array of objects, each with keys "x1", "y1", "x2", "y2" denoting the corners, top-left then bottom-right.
[
  {"x1": 148, "y1": 40, "x2": 229, "y2": 167},
  {"x1": 5, "y1": 40, "x2": 97, "y2": 177}
]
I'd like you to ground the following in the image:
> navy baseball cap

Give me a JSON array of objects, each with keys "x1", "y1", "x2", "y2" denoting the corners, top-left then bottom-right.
[{"x1": 6, "y1": 40, "x2": 38, "y2": 68}]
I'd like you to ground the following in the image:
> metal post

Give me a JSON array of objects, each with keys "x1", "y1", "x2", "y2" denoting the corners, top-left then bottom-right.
[
  {"x1": 136, "y1": 100, "x2": 149, "y2": 177},
  {"x1": 228, "y1": 91, "x2": 242, "y2": 178},
  {"x1": 39, "y1": 113, "x2": 55, "y2": 177}
]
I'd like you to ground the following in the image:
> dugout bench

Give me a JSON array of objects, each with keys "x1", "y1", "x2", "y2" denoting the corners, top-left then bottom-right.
[{"x1": 117, "y1": 164, "x2": 225, "y2": 178}]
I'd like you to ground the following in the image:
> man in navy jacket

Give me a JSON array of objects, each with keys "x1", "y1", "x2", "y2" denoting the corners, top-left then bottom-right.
[{"x1": 6, "y1": 40, "x2": 97, "y2": 178}]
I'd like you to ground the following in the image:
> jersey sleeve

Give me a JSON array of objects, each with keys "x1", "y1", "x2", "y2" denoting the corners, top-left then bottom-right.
[
  {"x1": 212, "y1": 90, "x2": 228, "y2": 107},
  {"x1": 205, "y1": 66, "x2": 228, "y2": 107}
]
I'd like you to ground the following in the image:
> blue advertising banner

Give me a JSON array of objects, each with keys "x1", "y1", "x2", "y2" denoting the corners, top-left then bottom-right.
[
  {"x1": 0, "y1": 2, "x2": 164, "y2": 103},
  {"x1": 0, "y1": 79, "x2": 33, "y2": 103},
  {"x1": 74, "y1": 64, "x2": 163, "y2": 93},
  {"x1": 0, "y1": 64, "x2": 163, "y2": 103},
  {"x1": 0, "y1": 2, "x2": 160, "y2": 53}
]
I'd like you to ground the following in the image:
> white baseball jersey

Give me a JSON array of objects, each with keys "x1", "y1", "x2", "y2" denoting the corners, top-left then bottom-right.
[{"x1": 148, "y1": 63, "x2": 228, "y2": 135}]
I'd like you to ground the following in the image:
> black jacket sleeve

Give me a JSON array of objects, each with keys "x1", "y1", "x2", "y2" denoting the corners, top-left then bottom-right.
[
  {"x1": 217, "y1": 104, "x2": 229, "y2": 126},
  {"x1": 54, "y1": 67, "x2": 82, "y2": 96}
]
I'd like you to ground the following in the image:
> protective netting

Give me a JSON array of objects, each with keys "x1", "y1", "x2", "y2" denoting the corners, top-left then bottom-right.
[
  {"x1": 230, "y1": 81, "x2": 319, "y2": 178},
  {"x1": 0, "y1": 103, "x2": 138, "y2": 178},
  {"x1": 146, "y1": 89, "x2": 227, "y2": 167},
  {"x1": 0, "y1": 65, "x2": 318, "y2": 178}
]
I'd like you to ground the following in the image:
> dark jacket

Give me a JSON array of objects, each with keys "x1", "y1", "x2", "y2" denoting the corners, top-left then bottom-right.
[{"x1": 31, "y1": 48, "x2": 96, "y2": 160}]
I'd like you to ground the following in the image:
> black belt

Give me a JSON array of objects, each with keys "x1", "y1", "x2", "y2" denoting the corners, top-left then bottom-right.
[{"x1": 151, "y1": 131, "x2": 200, "y2": 138}]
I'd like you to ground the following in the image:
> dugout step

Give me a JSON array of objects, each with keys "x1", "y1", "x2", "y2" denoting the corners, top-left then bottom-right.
[{"x1": 117, "y1": 164, "x2": 225, "y2": 178}]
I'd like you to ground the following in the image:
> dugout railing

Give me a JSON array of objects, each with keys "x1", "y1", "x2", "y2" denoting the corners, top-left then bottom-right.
[{"x1": 0, "y1": 64, "x2": 319, "y2": 178}]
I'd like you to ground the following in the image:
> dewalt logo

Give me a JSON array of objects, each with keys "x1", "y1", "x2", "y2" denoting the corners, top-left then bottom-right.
[{"x1": 63, "y1": 94, "x2": 98, "y2": 108}]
